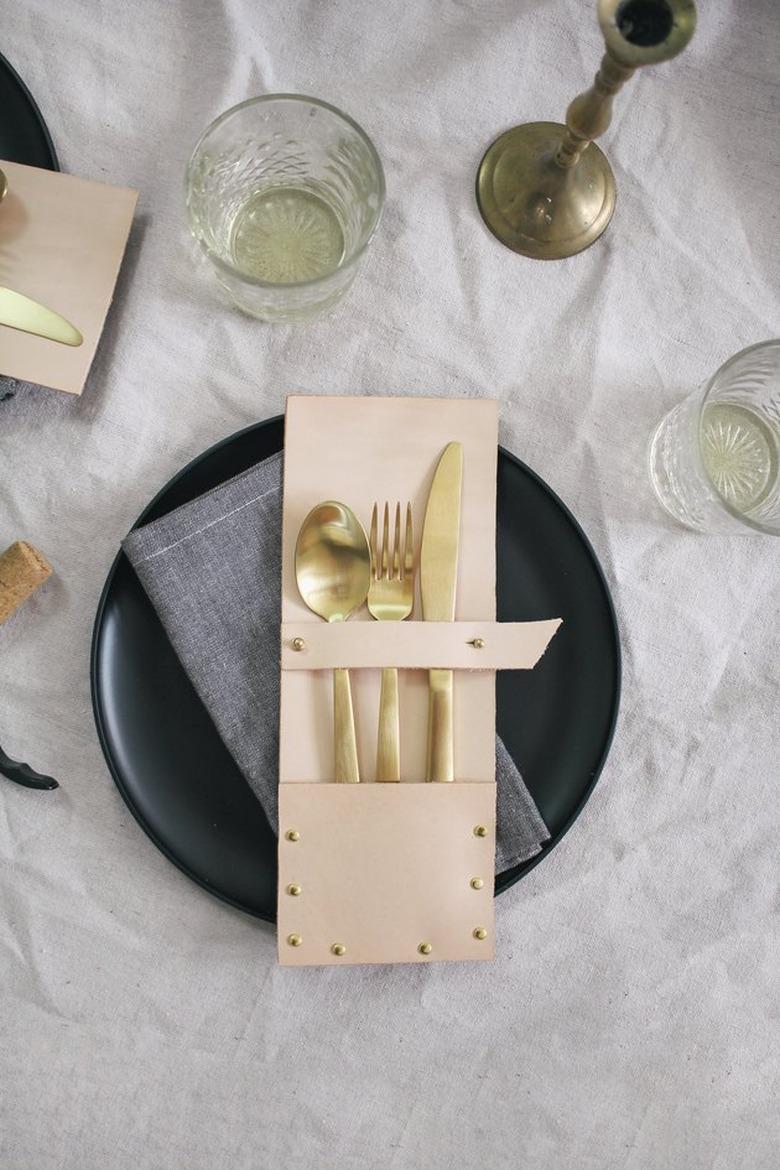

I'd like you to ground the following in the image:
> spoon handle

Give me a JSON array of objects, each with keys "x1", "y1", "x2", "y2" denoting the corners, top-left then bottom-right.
[{"x1": 333, "y1": 668, "x2": 360, "y2": 782}]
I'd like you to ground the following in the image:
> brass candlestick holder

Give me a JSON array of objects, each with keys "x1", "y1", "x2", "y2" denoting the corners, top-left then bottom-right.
[{"x1": 476, "y1": 0, "x2": 697, "y2": 260}]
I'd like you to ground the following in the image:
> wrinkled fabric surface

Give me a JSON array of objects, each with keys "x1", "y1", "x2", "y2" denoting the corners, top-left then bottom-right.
[{"x1": 1, "y1": 2, "x2": 778, "y2": 1167}]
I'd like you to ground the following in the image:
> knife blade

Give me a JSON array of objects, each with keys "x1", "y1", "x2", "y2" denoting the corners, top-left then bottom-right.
[
  {"x1": 420, "y1": 440, "x2": 463, "y2": 782},
  {"x1": 0, "y1": 286, "x2": 83, "y2": 346}
]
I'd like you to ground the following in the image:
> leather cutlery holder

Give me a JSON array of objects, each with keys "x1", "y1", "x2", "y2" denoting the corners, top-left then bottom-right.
[{"x1": 278, "y1": 396, "x2": 560, "y2": 966}]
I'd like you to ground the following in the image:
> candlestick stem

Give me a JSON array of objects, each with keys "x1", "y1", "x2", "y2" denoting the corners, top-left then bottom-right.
[{"x1": 555, "y1": 54, "x2": 635, "y2": 170}]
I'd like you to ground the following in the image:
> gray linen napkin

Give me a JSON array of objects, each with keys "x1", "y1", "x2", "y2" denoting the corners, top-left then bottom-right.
[{"x1": 122, "y1": 451, "x2": 549, "y2": 872}]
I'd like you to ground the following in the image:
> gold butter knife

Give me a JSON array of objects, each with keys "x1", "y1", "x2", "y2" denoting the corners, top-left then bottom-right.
[
  {"x1": 0, "y1": 286, "x2": 83, "y2": 346},
  {"x1": 420, "y1": 441, "x2": 463, "y2": 782}
]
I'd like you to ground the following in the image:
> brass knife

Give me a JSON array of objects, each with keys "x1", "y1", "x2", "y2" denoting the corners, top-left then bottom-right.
[
  {"x1": 0, "y1": 286, "x2": 83, "y2": 346},
  {"x1": 419, "y1": 441, "x2": 463, "y2": 782}
]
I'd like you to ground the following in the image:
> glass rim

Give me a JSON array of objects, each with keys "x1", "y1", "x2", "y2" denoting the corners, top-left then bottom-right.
[
  {"x1": 696, "y1": 338, "x2": 780, "y2": 535},
  {"x1": 698, "y1": 339, "x2": 780, "y2": 409},
  {"x1": 185, "y1": 93, "x2": 386, "y2": 291}
]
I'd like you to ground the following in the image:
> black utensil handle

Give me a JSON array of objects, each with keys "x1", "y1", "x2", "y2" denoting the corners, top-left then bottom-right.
[{"x1": 0, "y1": 743, "x2": 59, "y2": 789}]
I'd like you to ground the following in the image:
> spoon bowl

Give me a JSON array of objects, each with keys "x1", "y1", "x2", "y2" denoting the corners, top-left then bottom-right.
[
  {"x1": 295, "y1": 500, "x2": 371, "y2": 783},
  {"x1": 295, "y1": 501, "x2": 371, "y2": 623}
]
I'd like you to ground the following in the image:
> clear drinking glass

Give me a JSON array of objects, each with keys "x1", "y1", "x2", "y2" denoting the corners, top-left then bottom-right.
[
  {"x1": 185, "y1": 95, "x2": 385, "y2": 322},
  {"x1": 648, "y1": 340, "x2": 780, "y2": 534}
]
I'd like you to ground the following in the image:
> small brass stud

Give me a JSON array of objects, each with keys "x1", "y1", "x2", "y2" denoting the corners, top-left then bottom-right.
[
  {"x1": 287, "y1": 933, "x2": 302, "y2": 947},
  {"x1": 470, "y1": 877, "x2": 484, "y2": 890},
  {"x1": 292, "y1": 637, "x2": 306, "y2": 651},
  {"x1": 285, "y1": 829, "x2": 300, "y2": 842},
  {"x1": 469, "y1": 637, "x2": 485, "y2": 649},
  {"x1": 418, "y1": 942, "x2": 432, "y2": 956},
  {"x1": 473, "y1": 825, "x2": 487, "y2": 838},
  {"x1": 286, "y1": 883, "x2": 302, "y2": 896},
  {"x1": 473, "y1": 927, "x2": 488, "y2": 941},
  {"x1": 331, "y1": 943, "x2": 346, "y2": 957}
]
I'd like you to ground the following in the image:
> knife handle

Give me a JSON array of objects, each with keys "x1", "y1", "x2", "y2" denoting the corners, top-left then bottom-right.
[
  {"x1": 426, "y1": 668, "x2": 454, "y2": 782},
  {"x1": 333, "y1": 667, "x2": 360, "y2": 782}
]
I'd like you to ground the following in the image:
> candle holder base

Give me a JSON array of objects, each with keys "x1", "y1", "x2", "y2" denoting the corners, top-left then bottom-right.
[{"x1": 476, "y1": 121, "x2": 616, "y2": 260}]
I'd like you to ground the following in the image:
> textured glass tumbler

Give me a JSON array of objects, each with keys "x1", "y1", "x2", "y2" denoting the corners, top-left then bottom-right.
[
  {"x1": 185, "y1": 95, "x2": 385, "y2": 322},
  {"x1": 648, "y1": 340, "x2": 780, "y2": 534}
]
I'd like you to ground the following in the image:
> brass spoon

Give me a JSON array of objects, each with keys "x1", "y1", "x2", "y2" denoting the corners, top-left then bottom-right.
[
  {"x1": 295, "y1": 501, "x2": 371, "y2": 782},
  {"x1": 0, "y1": 169, "x2": 7, "y2": 203}
]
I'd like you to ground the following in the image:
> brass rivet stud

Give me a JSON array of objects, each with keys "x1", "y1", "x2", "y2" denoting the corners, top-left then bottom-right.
[
  {"x1": 292, "y1": 637, "x2": 306, "y2": 651},
  {"x1": 473, "y1": 927, "x2": 488, "y2": 941},
  {"x1": 331, "y1": 943, "x2": 346, "y2": 956},
  {"x1": 285, "y1": 829, "x2": 300, "y2": 842},
  {"x1": 287, "y1": 933, "x2": 302, "y2": 947},
  {"x1": 286, "y1": 883, "x2": 302, "y2": 896},
  {"x1": 470, "y1": 877, "x2": 484, "y2": 890},
  {"x1": 473, "y1": 825, "x2": 487, "y2": 838},
  {"x1": 418, "y1": 942, "x2": 432, "y2": 956},
  {"x1": 469, "y1": 637, "x2": 485, "y2": 649}
]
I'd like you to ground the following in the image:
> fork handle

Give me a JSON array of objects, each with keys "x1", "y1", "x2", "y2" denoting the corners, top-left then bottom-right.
[
  {"x1": 333, "y1": 668, "x2": 360, "y2": 783},
  {"x1": 426, "y1": 668, "x2": 454, "y2": 782},
  {"x1": 376, "y1": 667, "x2": 400, "y2": 782}
]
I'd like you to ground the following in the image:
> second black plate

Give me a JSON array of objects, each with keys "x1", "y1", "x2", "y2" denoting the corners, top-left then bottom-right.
[
  {"x1": 0, "y1": 51, "x2": 58, "y2": 169},
  {"x1": 91, "y1": 417, "x2": 620, "y2": 921}
]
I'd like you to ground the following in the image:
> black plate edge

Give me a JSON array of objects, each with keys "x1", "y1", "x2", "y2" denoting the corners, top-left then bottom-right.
[
  {"x1": 0, "y1": 50, "x2": 59, "y2": 170},
  {"x1": 492, "y1": 445, "x2": 621, "y2": 894},
  {"x1": 90, "y1": 416, "x2": 621, "y2": 921}
]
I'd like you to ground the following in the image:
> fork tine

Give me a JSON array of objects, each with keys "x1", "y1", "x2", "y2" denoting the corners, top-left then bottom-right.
[
  {"x1": 369, "y1": 503, "x2": 378, "y2": 579},
  {"x1": 404, "y1": 502, "x2": 413, "y2": 577},
  {"x1": 381, "y1": 502, "x2": 389, "y2": 579},
  {"x1": 393, "y1": 503, "x2": 401, "y2": 578}
]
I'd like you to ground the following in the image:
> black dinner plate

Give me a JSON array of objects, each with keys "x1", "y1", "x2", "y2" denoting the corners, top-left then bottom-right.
[
  {"x1": 91, "y1": 417, "x2": 620, "y2": 922},
  {"x1": 0, "y1": 51, "x2": 58, "y2": 170}
]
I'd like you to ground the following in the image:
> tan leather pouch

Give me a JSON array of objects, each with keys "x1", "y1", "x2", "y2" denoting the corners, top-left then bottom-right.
[{"x1": 277, "y1": 396, "x2": 558, "y2": 966}]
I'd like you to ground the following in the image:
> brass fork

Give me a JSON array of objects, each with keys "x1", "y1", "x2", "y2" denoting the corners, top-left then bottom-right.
[{"x1": 367, "y1": 502, "x2": 414, "y2": 781}]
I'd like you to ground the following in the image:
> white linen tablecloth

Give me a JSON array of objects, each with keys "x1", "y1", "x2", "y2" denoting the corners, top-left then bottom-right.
[{"x1": 1, "y1": 2, "x2": 778, "y2": 1166}]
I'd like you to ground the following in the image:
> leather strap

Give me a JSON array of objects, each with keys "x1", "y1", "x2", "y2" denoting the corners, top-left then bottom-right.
[{"x1": 280, "y1": 618, "x2": 562, "y2": 672}]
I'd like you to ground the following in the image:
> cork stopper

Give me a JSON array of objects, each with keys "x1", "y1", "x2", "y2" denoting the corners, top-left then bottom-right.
[{"x1": 0, "y1": 541, "x2": 53, "y2": 625}]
